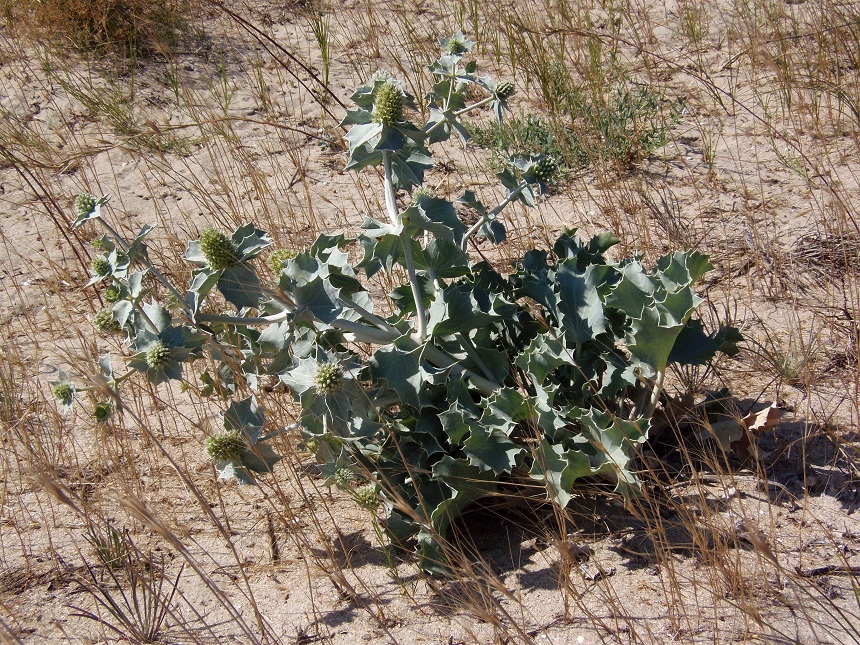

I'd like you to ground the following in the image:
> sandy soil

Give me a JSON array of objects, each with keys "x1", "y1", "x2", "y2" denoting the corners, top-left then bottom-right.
[{"x1": 1, "y1": 1, "x2": 860, "y2": 643}]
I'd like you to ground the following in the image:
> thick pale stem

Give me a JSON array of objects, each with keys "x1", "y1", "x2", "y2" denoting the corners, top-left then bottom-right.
[
  {"x1": 382, "y1": 151, "x2": 400, "y2": 227},
  {"x1": 400, "y1": 232, "x2": 428, "y2": 342},
  {"x1": 383, "y1": 149, "x2": 428, "y2": 342},
  {"x1": 461, "y1": 180, "x2": 529, "y2": 251},
  {"x1": 457, "y1": 332, "x2": 496, "y2": 383}
]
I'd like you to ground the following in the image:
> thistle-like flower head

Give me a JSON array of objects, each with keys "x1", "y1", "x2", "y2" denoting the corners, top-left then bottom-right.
[
  {"x1": 372, "y1": 81, "x2": 404, "y2": 126},
  {"x1": 205, "y1": 431, "x2": 245, "y2": 462},
  {"x1": 314, "y1": 362, "x2": 344, "y2": 395},
  {"x1": 199, "y1": 228, "x2": 238, "y2": 270},
  {"x1": 145, "y1": 340, "x2": 172, "y2": 369},
  {"x1": 412, "y1": 185, "x2": 435, "y2": 203},
  {"x1": 104, "y1": 284, "x2": 124, "y2": 302},
  {"x1": 93, "y1": 402, "x2": 112, "y2": 423},
  {"x1": 354, "y1": 483, "x2": 379, "y2": 510},
  {"x1": 495, "y1": 81, "x2": 515, "y2": 99},
  {"x1": 334, "y1": 467, "x2": 355, "y2": 486},
  {"x1": 75, "y1": 193, "x2": 98, "y2": 219},
  {"x1": 93, "y1": 308, "x2": 120, "y2": 333},
  {"x1": 52, "y1": 381, "x2": 74, "y2": 406},
  {"x1": 268, "y1": 249, "x2": 297, "y2": 273},
  {"x1": 532, "y1": 156, "x2": 558, "y2": 183},
  {"x1": 90, "y1": 255, "x2": 111, "y2": 277}
]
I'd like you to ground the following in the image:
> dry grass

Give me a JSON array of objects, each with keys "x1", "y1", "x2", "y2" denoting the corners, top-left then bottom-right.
[
  {"x1": 5, "y1": 0, "x2": 205, "y2": 56},
  {"x1": 1, "y1": 0, "x2": 860, "y2": 643}
]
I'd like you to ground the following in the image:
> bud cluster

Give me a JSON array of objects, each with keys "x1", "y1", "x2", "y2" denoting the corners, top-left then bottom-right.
[
  {"x1": 91, "y1": 255, "x2": 111, "y2": 277},
  {"x1": 268, "y1": 249, "x2": 297, "y2": 272},
  {"x1": 205, "y1": 430, "x2": 245, "y2": 462},
  {"x1": 334, "y1": 467, "x2": 355, "y2": 486},
  {"x1": 533, "y1": 157, "x2": 558, "y2": 182},
  {"x1": 314, "y1": 362, "x2": 344, "y2": 395},
  {"x1": 93, "y1": 401, "x2": 112, "y2": 423},
  {"x1": 75, "y1": 193, "x2": 98, "y2": 219},
  {"x1": 145, "y1": 341, "x2": 172, "y2": 369},
  {"x1": 52, "y1": 381, "x2": 74, "y2": 406},
  {"x1": 495, "y1": 81, "x2": 515, "y2": 99},
  {"x1": 372, "y1": 81, "x2": 404, "y2": 126},
  {"x1": 199, "y1": 228, "x2": 238, "y2": 270},
  {"x1": 93, "y1": 308, "x2": 120, "y2": 333},
  {"x1": 104, "y1": 284, "x2": 124, "y2": 302},
  {"x1": 354, "y1": 483, "x2": 379, "y2": 510}
]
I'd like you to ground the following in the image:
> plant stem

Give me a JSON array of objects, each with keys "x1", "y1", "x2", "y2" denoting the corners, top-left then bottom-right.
[
  {"x1": 337, "y1": 296, "x2": 398, "y2": 334},
  {"x1": 99, "y1": 219, "x2": 191, "y2": 318},
  {"x1": 382, "y1": 151, "x2": 400, "y2": 227},
  {"x1": 461, "y1": 180, "x2": 529, "y2": 251},
  {"x1": 383, "y1": 150, "x2": 428, "y2": 342},
  {"x1": 457, "y1": 332, "x2": 496, "y2": 382},
  {"x1": 425, "y1": 95, "x2": 495, "y2": 138},
  {"x1": 632, "y1": 369, "x2": 665, "y2": 419},
  {"x1": 196, "y1": 311, "x2": 292, "y2": 326}
]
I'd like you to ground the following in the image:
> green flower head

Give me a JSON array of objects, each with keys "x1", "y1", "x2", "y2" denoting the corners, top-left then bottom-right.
[
  {"x1": 104, "y1": 284, "x2": 124, "y2": 303},
  {"x1": 532, "y1": 156, "x2": 558, "y2": 183},
  {"x1": 145, "y1": 340, "x2": 172, "y2": 369},
  {"x1": 52, "y1": 381, "x2": 74, "y2": 406},
  {"x1": 205, "y1": 430, "x2": 245, "y2": 462},
  {"x1": 199, "y1": 228, "x2": 238, "y2": 270},
  {"x1": 412, "y1": 185, "x2": 435, "y2": 203},
  {"x1": 93, "y1": 401, "x2": 112, "y2": 423},
  {"x1": 372, "y1": 81, "x2": 404, "y2": 126},
  {"x1": 314, "y1": 362, "x2": 344, "y2": 395},
  {"x1": 75, "y1": 193, "x2": 98, "y2": 219},
  {"x1": 268, "y1": 249, "x2": 297, "y2": 273},
  {"x1": 354, "y1": 483, "x2": 379, "y2": 510},
  {"x1": 90, "y1": 255, "x2": 111, "y2": 278},
  {"x1": 495, "y1": 81, "x2": 515, "y2": 99},
  {"x1": 93, "y1": 308, "x2": 120, "y2": 333},
  {"x1": 441, "y1": 32, "x2": 474, "y2": 56},
  {"x1": 334, "y1": 467, "x2": 355, "y2": 486}
]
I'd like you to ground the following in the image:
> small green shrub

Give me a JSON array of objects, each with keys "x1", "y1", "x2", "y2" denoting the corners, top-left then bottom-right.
[{"x1": 57, "y1": 34, "x2": 739, "y2": 573}]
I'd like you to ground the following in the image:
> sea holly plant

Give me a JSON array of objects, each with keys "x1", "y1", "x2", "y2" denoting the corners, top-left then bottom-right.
[{"x1": 58, "y1": 36, "x2": 740, "y2": 573}]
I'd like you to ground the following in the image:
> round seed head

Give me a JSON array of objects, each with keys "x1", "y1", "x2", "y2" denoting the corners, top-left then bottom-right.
[
  {"x1": 93, "y1": 308, "x2": 120, "y2": 333},
  {"x1": 304, "y1": 437, "x2": 319, "y2": 454},
  {"x1": 446, "y1": 36, "x2": 467, "y2": 55},
  {"x1": 199, "y1": 228, "x2": 238, "y2": 270},
  {"x1": 314, "y1": 363, "x2": 344, "y2": 395},
  {"x1": 93, "y1": 402, "x2": 112, "y2": 423},
  {"x1": 90, "y1": 255, "x2": 111, "y2": 277},
  {"x1": 495, "y1": 81, "x2": 515, "y2": 99},
  {"x1": 372, "y1": 81, "x2": 404, "y2": 126},
  {"x1": 533, "y1": 157, "x2": 558, "y2": 182},
  {"x1": 354, "y1": 483, "x2": 379, "y2": 510},
  {"x1": 145, "y1": 340, "x2": 172, "y2": 369},
  {"x1": 104, "y1": 284, "x2": 124, "y2": 302},
  {"x1": 334, "y1": 467, "x2": 355, "y2": 486},
  {"x1": 75, "y1": 193, "x2": 98, "y2": 218},
  {"x1": 268, "y1": 249, "x2": 297, "y2": 272},
  {"x1": 205, "y1": 431, "x2": 245, "y2": 462},
  {"x1": 52, "y1": 381, "x2": 74, "y2": 406}
]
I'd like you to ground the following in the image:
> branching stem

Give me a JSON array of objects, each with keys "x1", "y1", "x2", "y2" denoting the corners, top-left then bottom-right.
[
  {"x1": 425, "y1": 95, "x2": 496, "y2": 138},
  {"x1": 461, "y1": 180, "x2": 529, "y2": 251}
]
